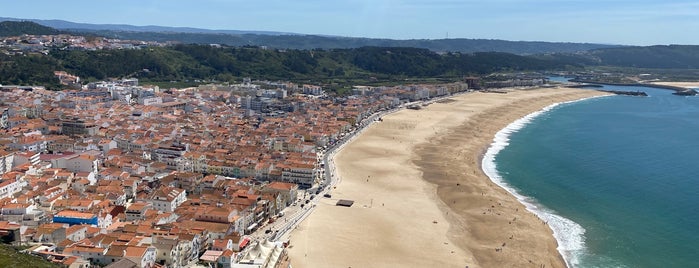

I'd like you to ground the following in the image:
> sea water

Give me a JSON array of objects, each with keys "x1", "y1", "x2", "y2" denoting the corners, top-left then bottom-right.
[{"x1": 483, "y1": 83, "x2": 699, "y2": 268}]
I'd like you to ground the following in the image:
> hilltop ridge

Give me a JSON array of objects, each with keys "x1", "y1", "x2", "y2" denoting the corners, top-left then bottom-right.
[{"x1": 0, "y1": 17, "x2": 619, "y2": 55}]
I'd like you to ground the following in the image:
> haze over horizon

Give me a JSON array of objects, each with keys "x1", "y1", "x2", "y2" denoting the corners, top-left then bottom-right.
[{"x1": 2, "y1": 0, "x2": 699, "y2": 46}]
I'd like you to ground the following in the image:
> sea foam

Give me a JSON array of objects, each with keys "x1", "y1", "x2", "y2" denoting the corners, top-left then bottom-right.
[{"x1": 481, "y1": 97, "x2": 605, "y2": 268}]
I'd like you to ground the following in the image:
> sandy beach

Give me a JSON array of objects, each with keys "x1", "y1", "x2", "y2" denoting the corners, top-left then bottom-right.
[
  {"x1": 650, "y1": 81, "x2": 699, "y2": 88},
  {"x1": 287, "y1": 87, "x2": 610, "y2": 268}
]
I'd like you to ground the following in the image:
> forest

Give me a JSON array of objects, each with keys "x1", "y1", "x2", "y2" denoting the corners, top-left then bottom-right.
[{"x1": 1, "y1": 44, "x2": 579, "y2": 90}]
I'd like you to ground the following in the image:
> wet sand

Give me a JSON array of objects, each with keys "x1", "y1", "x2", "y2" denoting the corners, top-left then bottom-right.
[{"x1": 287, "y1": 88, "x2": 610, "y2": 268}]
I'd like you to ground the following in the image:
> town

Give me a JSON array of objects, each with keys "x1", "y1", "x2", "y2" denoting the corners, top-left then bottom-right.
[
  {"x1": 0, "y1": 74, "x2": 473, "y2": 268},
  {"x1": 1, "y1": 33, "x2": 169, "y2": 55}
]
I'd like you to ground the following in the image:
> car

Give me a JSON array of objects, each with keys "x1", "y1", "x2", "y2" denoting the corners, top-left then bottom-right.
[{"x1": 323, "y1": 193, "x2": 332, "y2": 198}]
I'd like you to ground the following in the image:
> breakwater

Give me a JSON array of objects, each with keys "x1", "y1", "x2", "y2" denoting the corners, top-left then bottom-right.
[
  {"x1": 600, "y1": 90, "x2": 647, "y2": 96},
  {"x1": 568, "y1": 79, "x2": 697, "y2": 96}
]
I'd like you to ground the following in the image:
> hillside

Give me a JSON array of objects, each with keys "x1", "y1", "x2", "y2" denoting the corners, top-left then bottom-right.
[
  {"x1": 589, "y1": 45, "x2": 699, "y2": 69},
  {"x1": 88, "y1": 31, "x2": 617, "y2": 55},
  {"x1": 0, "y1": 17, "x2": 292, "y2": 35},
  {"x1": 0, "y1": 244, "x2": 61, "y2": 268},
  {"x1": 0, "y1": 21, "x2": 60, "y2": 36},
  {"x1": 0, "y1": 17, "x2": 618, "y2": 54},
  {"x1": 0, "y1": 44, "x2": 579, "y2": 89}
]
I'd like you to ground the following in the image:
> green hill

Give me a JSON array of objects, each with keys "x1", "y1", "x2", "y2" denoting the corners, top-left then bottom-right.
[
  {"x1": 87, "y1": 30, "x2": 617, "y2": 55},
  {"x1": 0, "y1": 18, "x2": 617, "y2": 54},
  {"x1": 0, "y1": 21, "x2": 59, "y2": 36},
  {"x1": 589, "y1": 45, "x2": 699, "y2": 69},
  {"x1": 0, "y1": 244, "x2": 61, "y2": 268},
  {"x1": 1, "y1": 44, "x2": 579, "y2": 89}
]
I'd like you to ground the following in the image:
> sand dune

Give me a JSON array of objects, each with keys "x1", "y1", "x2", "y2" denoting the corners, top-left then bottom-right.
[{"x1": 287, "y1": 88, "x2": 610, "y2": 268}]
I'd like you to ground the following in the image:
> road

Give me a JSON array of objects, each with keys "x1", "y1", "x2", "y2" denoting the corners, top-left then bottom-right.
[{"x1": 248, "y1": 91, "x2": 473, "y2": 245}]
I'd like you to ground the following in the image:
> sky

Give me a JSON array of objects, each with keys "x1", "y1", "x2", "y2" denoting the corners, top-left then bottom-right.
[{"x1": 2, "y1": 0, "x2": 699, "y2": 46}]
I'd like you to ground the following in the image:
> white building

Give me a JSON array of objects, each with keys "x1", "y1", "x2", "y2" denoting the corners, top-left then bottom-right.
[
  {"x1": 139, "y1": 187, "x2": 187, "y2": 212},
  {"x1": 49, "y1": 151, "x2": 100, "y2": 173},
  {"x1": 0, "y1": 149, "x2": 14, "y2": 174},
  {"x1": 0, "y1": 177, "x2": 27, "y2": 199},
  {"x1": 280, "y1": 163, "x2": 315, "y2": 188},
  {"x1": 232, "y1": 240, "x2": 286, "y2": 268}
]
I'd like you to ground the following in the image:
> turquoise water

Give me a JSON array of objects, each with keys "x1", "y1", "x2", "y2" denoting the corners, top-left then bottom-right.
[{"x1": 485, "y1": 83, "x2": 699, "y2": 268}]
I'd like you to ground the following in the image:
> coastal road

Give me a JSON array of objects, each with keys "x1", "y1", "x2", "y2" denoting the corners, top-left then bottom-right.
[{"x1": 253, "y1": 91, "x2": 472, "y2": 244}]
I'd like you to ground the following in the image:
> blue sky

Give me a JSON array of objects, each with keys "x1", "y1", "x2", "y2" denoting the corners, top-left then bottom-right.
[{"x1": 2, "y1": 0, "x2": 698, "y2": 45}]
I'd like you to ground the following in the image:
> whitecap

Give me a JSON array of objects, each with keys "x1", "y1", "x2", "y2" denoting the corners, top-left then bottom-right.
[{"x1": 481, "y1": 96, "x2": 607, "y2": 268}]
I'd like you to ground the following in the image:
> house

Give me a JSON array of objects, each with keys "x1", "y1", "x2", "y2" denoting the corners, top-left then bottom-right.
[
  {"x1": 0, "y1": 202, "x2": 43, "y2": 224},
  {"x1": 211, "y1": 239, "x2": 233, "y2": 251},
  {"x1": 33, "y1": 223, "x2": 66, "y2": 243},
  {"x1": 152, "y1": 235, "x2": 192, "y2": 267},
  {"x1": 65, "y1": 244, "x2": 108, "y2": 266},
  {"x1": 199, "y1": 250, "x2": 223, "y2": 265},
  {"x1": 66, "y1": 225, "x2": 88, "y2": 242},
  {"x1": 139, "y1": 187, "x2": 186, "y2": 213},
  {"x1": 124, "y1": 202, "x2": 151, "y2": 222},
  {"x1": 194, "y1": 206, "x2": 239, "y2": 224},
  {"x1": 13, "y1": 151, "x2": 40, "y2": 166},
  {"x1": 174, "y1": 220, "x2": 232, "y2": 240},
  {"x1": 123, "y1": 246, "x2": 156, "y2": 268},
  {"x1": 219, "y1": 249, "x2": 235, "y2": 268},
  {"x1": 105, "y1": 258, "x2": 138, "y2": 268},
  {"x1": 49, "y1": 151, "x2": 100, "y2": 173},
  {"x1": 0, "y1": 221, "x2": 21, "y2": 243},
  {"x1": 0, "y1": 176, "x2": 27, "y2": 199},
  {"x1": 261, "y1": 181, "x2": 298, "y2": 207}
]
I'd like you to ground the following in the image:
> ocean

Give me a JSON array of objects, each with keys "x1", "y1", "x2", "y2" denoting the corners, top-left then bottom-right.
[{"x1": 483, "y1": 80, "x2": 699, "y2": 268}]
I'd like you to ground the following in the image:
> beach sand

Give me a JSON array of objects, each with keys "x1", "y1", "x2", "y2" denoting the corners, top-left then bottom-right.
[
  {"x1": 287, "y1": 88, "x2": 610, "y2": 268},
  {"x1": 651, "y1": 81, "x2": 699, "y2": 88}
]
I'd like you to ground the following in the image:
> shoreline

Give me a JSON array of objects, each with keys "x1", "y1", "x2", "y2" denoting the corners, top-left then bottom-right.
[
  {"x1": 480, "y1": 95, "x2": 610, "y2": 268},
  {"x1": 287, "y1": 87, "x2": 611, "y2": 268}
]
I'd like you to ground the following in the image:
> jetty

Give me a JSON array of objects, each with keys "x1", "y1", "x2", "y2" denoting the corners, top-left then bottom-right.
[
  {"x1": 568, "y1": 83, "x2": 603, "y2": 88},
  {"x1": 568, "y1": 79, "x2": 697, "y2": 96},
  {"x1": 600, "y1": 90, "x2": 648, "y2": 96}
]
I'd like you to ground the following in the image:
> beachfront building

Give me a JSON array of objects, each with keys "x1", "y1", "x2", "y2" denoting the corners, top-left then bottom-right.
[
  {"x1": 279, "y1": 163, "x2": 315, "y2": 188},
  {"x1": 232, "y1": 240, "x2": 286, "y2": 268},
  {"x1": 261, "y1": 181, "x2": 298, "y2": 207}
]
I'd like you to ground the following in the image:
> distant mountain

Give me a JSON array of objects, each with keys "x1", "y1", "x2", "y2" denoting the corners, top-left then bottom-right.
[
  {"x1": 90, "y1": 30, "x2": 618, "y2": 55},
  {"x1": 0, "y1": 17, "x2": 294, "y2": 36},
  {"x1": 0, "y1": 21, "x2": 59, "y2": 36},
  {"x1": 0, "y1": 17, "x2": 619, "y2": 55}
]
